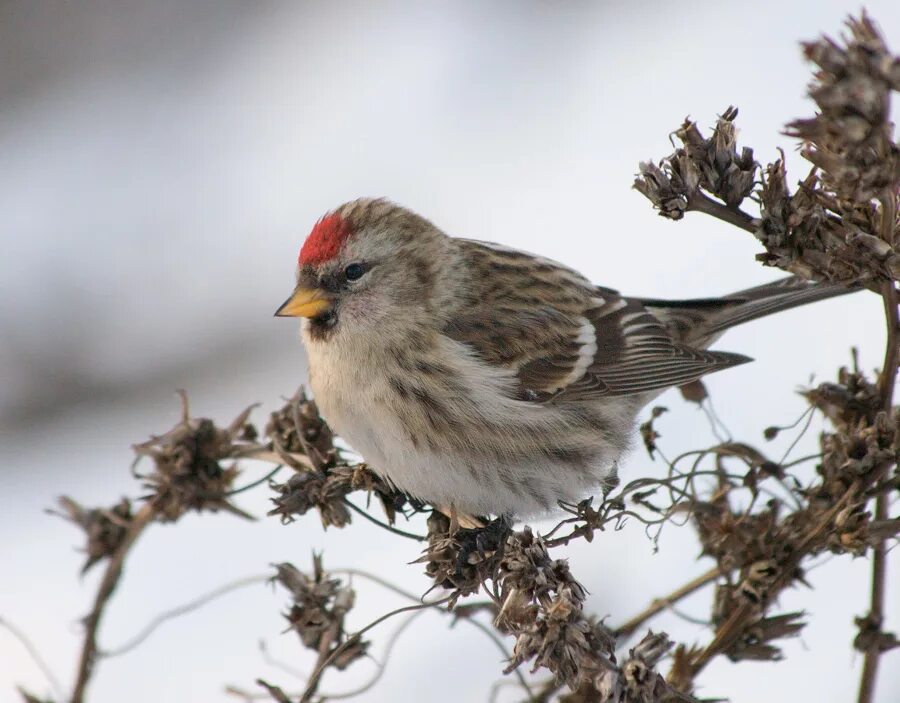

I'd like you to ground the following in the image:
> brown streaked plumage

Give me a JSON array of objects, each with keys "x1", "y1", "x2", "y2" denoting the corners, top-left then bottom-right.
[{"x1": 275, "y1": 198, "x2": 855, "y2": 518}]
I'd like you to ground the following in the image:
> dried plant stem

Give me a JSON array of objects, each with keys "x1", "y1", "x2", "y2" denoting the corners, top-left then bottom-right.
[
  {"x1": 686, "y1": 191, "x2": 757, "y2": 233},
  {"x1": 71, "y1": 502, "x2": 156, "y2": 703},
  {"x1": 613, "y1": 566, "x2": 721, "y2": 639},
  {"x1": 100, "y1": 574, "x2": 270, "y2": 657},
  {"x1": 0, "y1": 616, "x2": 65, "y2": 700},
  {"x1": 299, "y1": 596, "x2": 454, "y2": 703},
  {"x1": 857, "y1": 192, "x2": 899, "y2": 703},
  {"x1": 530, "y1": 678, "x2": 564, "y2": 703},
  {"x1": 674, "y1": 485, "x2": 859, "y2": 688},
  {"x1": 877, "y1": 188, "x2": 899, "y2": 411},
  {"x1": 321, "y1": 610, "x2": 427, "y2": 701},
  {"x1": 341, "y1": 498, "x2": 425, "y2": 541},
  {"x1": 878, "y1": 286, "x2": 899, "y2": 411},
  {"x1": 858, "y1": 491, "x2": 889, "y2": 703},
  {"x1": 237, "y1": 447, "x2": 315, "y2": 472},
  {"x1": 463, "y1": 617, "x2": 536, "y2": 701}
]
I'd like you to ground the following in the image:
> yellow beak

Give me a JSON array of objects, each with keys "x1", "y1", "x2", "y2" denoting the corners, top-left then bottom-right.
[{"x1": 274, "y1": 287, "x2": 332, "y2": 318}]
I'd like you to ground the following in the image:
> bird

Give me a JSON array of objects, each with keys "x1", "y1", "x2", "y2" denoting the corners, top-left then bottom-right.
[{"x1": 275, "y1": 198, "x2": 852, "y2": 520}]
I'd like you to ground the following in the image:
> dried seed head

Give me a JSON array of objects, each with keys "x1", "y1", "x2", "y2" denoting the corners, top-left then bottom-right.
[
  {"x1": 272, "y1": 558, "x2": 368, "y2": 670},
  {"x1": 727, "y1": 612, "x2": 807, "y2": 662},
  {"x1": 53, "y1": 496, "x2": 133, "y2": 573},
  {"x1": 788, "y1": 14, "x2": 900, "y2": 203},
  {"x1": 132, "y1": 394, "x2": 256, "y2": 521},
  {"x1": 634, "y1": 161, "x2": 689, "y2": 220},
  {"x1": 420, "y1": 512, "x2": 510, "y2": 606},
  {"x1": 268, "y1": 464, "x2": 409, "y2": 529},
  {"x1": 265, "y1": 388, "x2": 337, "y2": 469},
  {"x1": 634, "y1": 108, "x2": 759, "y2": 224},
  {"x1": 268, "y1": 470, "x2": 352, "y2": 528},
  {"x1": 621, "y1": 632, "x2": 676, "y2": 702},
  {"x1": 854, "y1": 613, "x2": 900, "y2": 654},
  {"x1": 265, "y1": 389, "x2": 413, "y2": 528}
]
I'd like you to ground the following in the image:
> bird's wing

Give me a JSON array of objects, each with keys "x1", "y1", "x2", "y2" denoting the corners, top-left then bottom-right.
[
  {"x1": 444, "y1": 239, "x2": 749, "y2": 400},
  {"x1": 557, "y1": 295, "x2": 750, "y2": 399}
]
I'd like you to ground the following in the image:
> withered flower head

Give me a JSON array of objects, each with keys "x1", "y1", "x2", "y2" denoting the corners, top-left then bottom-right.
[
  {"x1": 132, "y1": 392, "x2": 255, "y2": 521},
  {"x1": 265, "y1": 389, "x2": 412, "y2": 528},
  {"x1": 787, "y1": 13, "x2": 900, "y2": 202},
  {"x1": 420, "y1": 511, "x2": 510, "y2": 606},
  {"x1": 265, "y1": 388, "x2": 337, "y2": 468},
  {"x1": 761, "y1": 14, "x2": 900, "y2": 283},
  {"x1": 52, "y1": 496, "x2": 133, "y2": 574},
  {"x1": 726, "y1": 611, "x2": 806, "y2": 662},
  {"x1": 272, "y1": 557, "x2": 368, "y2": 671},
  {"x1": 498, "y1": 528, "x2": 621, "y2": 693},
  {"x1": 621, "y1": 632, "x2": 678, "y2": 702},
  {"x1": 634, "y1": 107, "x2": 758, "y2": 222},
  {"x1": 268, "y1": 469, "x2": 352, "y2": 528}
]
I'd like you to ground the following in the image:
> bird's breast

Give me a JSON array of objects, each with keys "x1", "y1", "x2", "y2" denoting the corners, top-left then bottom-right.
[{"x1": 301, "y1": 327, "x2": 396, "y2": 468}]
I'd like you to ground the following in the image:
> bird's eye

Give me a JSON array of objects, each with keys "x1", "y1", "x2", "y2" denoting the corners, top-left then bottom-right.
[{"x1": 344, "y1": 263, "x2": 365, "y2": 281}]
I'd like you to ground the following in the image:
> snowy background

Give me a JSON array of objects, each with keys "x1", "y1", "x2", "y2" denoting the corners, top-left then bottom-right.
[{"x1": 1, "y1": 2, "x2": 898, "y2": 701}]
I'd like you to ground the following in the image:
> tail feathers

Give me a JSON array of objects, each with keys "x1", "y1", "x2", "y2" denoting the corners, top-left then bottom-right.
[
  {"x1": 641, "y1": 276, "x2": 857, "y2": 346},
  {"x1": 708, "y1": 276, "x2": 855, "y2": 336}
]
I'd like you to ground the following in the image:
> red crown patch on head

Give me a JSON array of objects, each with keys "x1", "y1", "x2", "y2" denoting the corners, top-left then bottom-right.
[{"x1": 299, "y1": 214, "x2": 352, "y2": 266}]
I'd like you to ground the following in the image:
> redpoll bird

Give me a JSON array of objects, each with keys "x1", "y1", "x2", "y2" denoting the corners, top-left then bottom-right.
[{"x1": 276, "y1": 198, "x2": 850, "y2": 519}]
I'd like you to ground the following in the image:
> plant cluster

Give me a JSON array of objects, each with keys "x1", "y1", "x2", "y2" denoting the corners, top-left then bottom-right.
[{"x1": 6, "y1": 12, "x2": 899, "y2": 703}]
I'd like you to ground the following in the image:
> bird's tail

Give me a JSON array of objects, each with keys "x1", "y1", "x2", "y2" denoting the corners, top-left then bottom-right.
[{"x1": 639, "y1": 276, "x2": 857, "y2": 348}]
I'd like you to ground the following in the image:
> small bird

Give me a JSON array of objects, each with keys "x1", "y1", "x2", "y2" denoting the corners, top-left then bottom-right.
[{"x1": 276, "y1": 198, "x2": 850, "y2": 519}]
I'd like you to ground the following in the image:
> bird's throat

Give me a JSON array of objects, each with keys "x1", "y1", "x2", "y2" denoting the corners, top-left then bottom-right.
[{"x1": 307, "y1": 309, "x2": 339, "y2": 341}]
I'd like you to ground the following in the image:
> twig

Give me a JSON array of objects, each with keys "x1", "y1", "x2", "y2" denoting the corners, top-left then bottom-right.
[
  {"x1": 613, "y1": 566, "x2": 721, "y2": 639},
  {"x1": 857, "y1": 191, "x2": 899, "y2": 703},
  {"x1": 258, "y1": 639, "x2": 308, "y2": 680},
  {"x1": 857, "y1": 489, "x2": 890, "y2": 703},
  {"x1": 461, "y1": 617, "x2": 535, "y2": 701},
  {"x1": 323, "y1": 610, "x2": 425, "y2": 700},
  {"x1": 489, "y1": 678, "x2": 532, "y2": 703},
  {"x1": 299, "y1": 595, "x2": 454, "y2": 702},
  {"x1": 0, "y1": 616, "x2": 65, "y2": 701},
  {"x1": 678, "y1": 483, "x2": 860, "y2": 685},
  {"x1": 236, "y1": 447, "x2": 316, "y2": 472},
  {"x1": 878, "y1": 284, "x2": 898, "y2": 412},
  {"x1": 332, "y1": 568, "x2": 423, "y2": 603},
  {"x1": 700, "y1": 397, "x2": 732, "y2": 443},
  {"x1": 228, "y1": 466, "x2": 284, "y2": 496},
  {"x1": 99, "y1": 574, "x2": 270, "y2": 657},
  {"x1": 226, "y1": 611, "x2": 423, "y2": 702},
  {"x1": 256, "y1": 678, "x2": 293, "y2": 703},
  {"x1": 686, "y1": 191, "x2": 757, "y2": 233},
  {"x1": 71, "y1": 502, "x2": 156, "y2": 703},
  {"x1": 341, "y1": 498, "x2": 425, "y2": 541},
  {"x1": 529, "y1": 677, "x2": 564, "y2": 703}
]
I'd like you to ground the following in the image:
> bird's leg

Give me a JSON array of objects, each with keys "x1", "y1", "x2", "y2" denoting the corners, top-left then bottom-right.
[{"x1": 434, "y1": 503, "x2": 485, "y2": 530}]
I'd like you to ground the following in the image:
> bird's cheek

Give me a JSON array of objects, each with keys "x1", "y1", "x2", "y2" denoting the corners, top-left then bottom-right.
[{"x1": 340, "y1": 293, "x2": 391, "y2": 326}]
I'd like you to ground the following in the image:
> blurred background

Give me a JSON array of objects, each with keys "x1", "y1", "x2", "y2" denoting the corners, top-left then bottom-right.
[{"x1": 2, "y1": 1, "x2": 898, "y2": 701}]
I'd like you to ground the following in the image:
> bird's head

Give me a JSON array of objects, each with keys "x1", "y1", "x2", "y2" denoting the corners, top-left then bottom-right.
[{"x1": 275, "y1": 199, "x2": 449, "y2": 337}]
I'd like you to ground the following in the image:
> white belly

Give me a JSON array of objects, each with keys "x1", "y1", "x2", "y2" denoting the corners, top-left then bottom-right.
[{"x1": 302, "y1": 325, "x2": 624, "y2": 517}]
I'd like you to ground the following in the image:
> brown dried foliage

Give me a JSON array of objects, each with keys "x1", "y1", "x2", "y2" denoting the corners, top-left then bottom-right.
[
  {"x1": 51, "y1": 497, "x2": 133, "y2": 574},
  {"x1": 273, "y1": 558, "x2": 369, "y2": 672},
  {"x1": 26, "y1": 11, "x2": 899, "y2": 703},
  {"x1": 131, "y1": 392, "x2": 256, "y2": 521}
]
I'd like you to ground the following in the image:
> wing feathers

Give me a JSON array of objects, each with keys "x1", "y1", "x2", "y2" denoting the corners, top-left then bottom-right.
[{"x1": 446, "y1": 240, "x2": 766, "y2": 402}]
